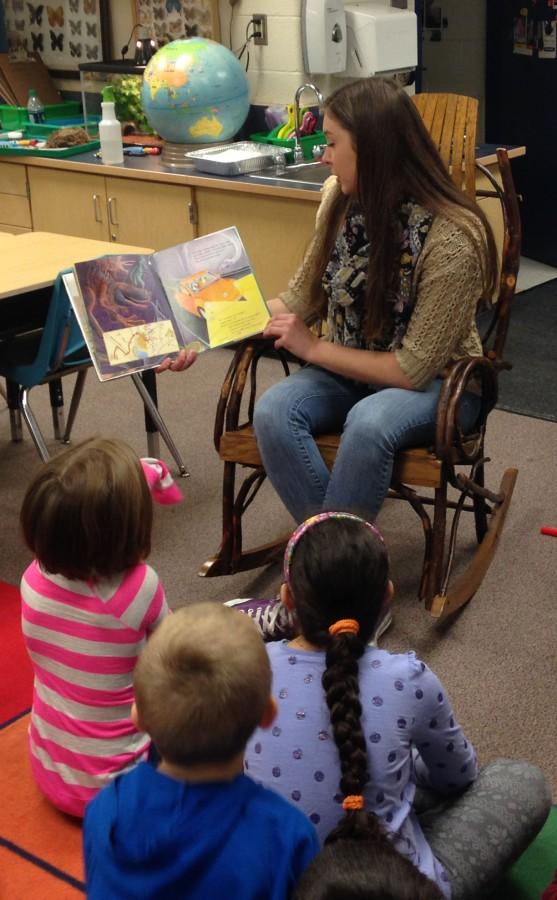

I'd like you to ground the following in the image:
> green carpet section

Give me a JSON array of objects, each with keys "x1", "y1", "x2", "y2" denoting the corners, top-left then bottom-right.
[{"x1": 492, "y1": 806, "x2": 557, "y2": 899}]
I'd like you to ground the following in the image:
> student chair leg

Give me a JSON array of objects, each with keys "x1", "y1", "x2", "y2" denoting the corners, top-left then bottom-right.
[
  {"x1": 62, "y1": 370, "x2": 88, "y2": 445},
  {"x1": 20, "y1": 386, "x2": 50, "y2": 461},
  {"x1": 49, "y1": 378, "x2": 65, "y2": 440},
  {"x1": 6, "y1": 379, "x2": 23, "y2": 442},
  {"x1": 130, "y1": 373, "x2": 189, "y2": 478}
]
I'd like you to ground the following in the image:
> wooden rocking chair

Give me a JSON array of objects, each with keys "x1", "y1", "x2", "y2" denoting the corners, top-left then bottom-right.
[{"x1": 201, "y1": 142, "x2": 521, "y2": 621}]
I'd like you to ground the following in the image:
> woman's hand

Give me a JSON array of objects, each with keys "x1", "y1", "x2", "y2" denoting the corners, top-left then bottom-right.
[
  {"x1": 156, "y1": 348, "x2": 198, "y2": 373},
  {"x1": 263, "y1": 313, "x2": 320, "y2": 361}
]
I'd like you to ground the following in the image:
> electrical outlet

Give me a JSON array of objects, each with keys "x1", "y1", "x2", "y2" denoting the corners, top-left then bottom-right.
[{"x1": 253, "y1": 14, "x2": 268, "y2": 46}]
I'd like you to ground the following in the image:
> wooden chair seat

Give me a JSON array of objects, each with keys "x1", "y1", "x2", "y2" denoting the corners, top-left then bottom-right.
[{"x1": 220, "y1": 425, "x2": 444, "y2": 489}]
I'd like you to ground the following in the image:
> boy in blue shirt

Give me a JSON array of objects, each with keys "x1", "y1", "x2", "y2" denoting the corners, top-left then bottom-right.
[{"x1": 83, "y1": 602, "x2": 319, "y2": 899}]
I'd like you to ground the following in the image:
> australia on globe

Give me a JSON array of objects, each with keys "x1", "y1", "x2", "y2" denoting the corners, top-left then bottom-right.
[{"x1": 141, "y1": 38, "x2": 251, "y2": 144}]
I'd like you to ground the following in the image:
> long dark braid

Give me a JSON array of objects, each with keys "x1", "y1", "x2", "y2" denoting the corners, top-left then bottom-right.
[{"x1": 285, "y1": 512, "x2": 390, "y2": 845}]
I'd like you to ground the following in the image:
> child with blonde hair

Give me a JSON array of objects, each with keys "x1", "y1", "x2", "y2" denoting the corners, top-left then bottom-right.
[
  {"x1": 20, "y1": 437, "x2": 181, "y2": 817},
  {"x1": 84, "y1": 603, "x2": 319, "y2": 899}
]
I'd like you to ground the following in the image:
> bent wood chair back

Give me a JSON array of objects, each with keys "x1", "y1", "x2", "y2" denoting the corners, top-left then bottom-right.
[
  {"x1": 203, "y1": 145, "x2": 521, "y2": 622},
  {"x1": 411, "y1": 92, "x2": 479, "y2": 199}
]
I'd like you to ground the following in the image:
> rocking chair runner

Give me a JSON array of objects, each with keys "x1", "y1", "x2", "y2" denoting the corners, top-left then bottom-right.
[{"x1": 201, "y1": 146, "x2": 521, "y2": 621}]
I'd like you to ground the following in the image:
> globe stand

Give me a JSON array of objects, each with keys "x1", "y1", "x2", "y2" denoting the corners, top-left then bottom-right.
[{"x1": 161, "y1": 141, "x2": 196, "y2": 169}]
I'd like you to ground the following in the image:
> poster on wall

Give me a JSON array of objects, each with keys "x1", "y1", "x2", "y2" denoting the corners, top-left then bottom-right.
[
  {"x1": 132, "y1": 0, "x2": 220, "y2": 45},
  {"x1": 513, "y1": 9, "x2": 533, "y2": 55},
  {"x1": 3, "y1": 0, "x2": 110, "y2": 71}
]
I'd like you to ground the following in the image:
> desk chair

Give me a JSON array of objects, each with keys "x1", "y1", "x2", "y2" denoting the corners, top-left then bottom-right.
[
  {"x1": 201, "y1": 147, "x2": 520, "y2": 622},
  {"x1": 0, "y1": 272, "x2": 188, "y2": 474}
]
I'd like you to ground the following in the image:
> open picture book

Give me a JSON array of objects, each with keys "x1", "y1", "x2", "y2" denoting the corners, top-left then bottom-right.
[{"x1": 63, "y1": 226, "x2": 270, "y2": 382}]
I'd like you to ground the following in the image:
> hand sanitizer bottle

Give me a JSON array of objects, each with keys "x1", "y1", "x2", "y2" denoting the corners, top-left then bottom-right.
[{"x1": 98, "y1": 85, "x2": 123, "y2": 165}]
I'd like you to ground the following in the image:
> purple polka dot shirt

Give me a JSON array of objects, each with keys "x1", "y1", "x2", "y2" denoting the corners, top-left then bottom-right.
[{"x1": 245, "y1": 642, "x2": 478, "y2": 898}]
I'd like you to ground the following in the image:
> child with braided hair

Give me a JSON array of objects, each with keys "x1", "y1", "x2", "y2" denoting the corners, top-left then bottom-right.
[{"x1": 244, "y1": 512, "x2": 551, "y2": 899}]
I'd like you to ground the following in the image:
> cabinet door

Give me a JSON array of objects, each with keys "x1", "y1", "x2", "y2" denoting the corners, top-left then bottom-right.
[
  {"x1": 195, "y1": 188, "x2": 318, "y2": 300},
  {"x1": 0, "y1": 162, "x2": 32, "y2": 231},
  {"x1": 29, "y1": 168, "x2": 108, "y2": 239},
  {"x1": 104, "y1": 178, "x2": 195, "y2": 249}
]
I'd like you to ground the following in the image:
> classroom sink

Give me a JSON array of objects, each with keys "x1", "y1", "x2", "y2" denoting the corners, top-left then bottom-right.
[{"x1": 250, "y1": 162, "x2": 330, "y2": 188}]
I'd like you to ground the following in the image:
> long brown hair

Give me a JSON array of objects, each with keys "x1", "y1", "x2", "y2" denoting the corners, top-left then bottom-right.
[{"x1": 310, "y1": 77, "x2": 498, "y2": 342}]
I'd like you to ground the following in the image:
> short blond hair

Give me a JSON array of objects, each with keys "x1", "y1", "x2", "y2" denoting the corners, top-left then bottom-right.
[
  {"x1": 134, "y1": 603, "x2": 271, "y2": 765},
  {"x1": 20, "y1": 437, "x2": 152, "y2": 580}
]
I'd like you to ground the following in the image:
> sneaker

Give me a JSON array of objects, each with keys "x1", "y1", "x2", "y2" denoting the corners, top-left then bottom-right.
[
  {"x1": 225, "y1": 597, "x2": 298, "y2": 642},
  {"x1": 369, "y1": 610, "x2": 393, "y2": 648}
]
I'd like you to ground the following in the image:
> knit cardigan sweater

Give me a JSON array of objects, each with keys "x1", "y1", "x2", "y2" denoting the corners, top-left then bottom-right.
[{"x1": 279, "y1": 176, "x2": 485, "y2": 390}]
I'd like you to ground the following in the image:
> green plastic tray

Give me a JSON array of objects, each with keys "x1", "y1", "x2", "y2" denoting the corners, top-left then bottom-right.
[
  {"x1": 250, "y1": 130, "x2": 327, "y2": 162},
  {"x1": 0, "y1": 101, "x2": 81, "y2": 129},
  {"x1": 0, "y1": 125, "x2": 99, "y2": 157}
]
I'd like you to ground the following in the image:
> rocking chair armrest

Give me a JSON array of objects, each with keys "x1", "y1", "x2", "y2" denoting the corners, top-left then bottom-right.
[
  {"x1": 435, "y1": 355, "x2": 498, "y2": 463},
  {"x1": 214, "y1": 337, "x2": 287, "y2": 453}
]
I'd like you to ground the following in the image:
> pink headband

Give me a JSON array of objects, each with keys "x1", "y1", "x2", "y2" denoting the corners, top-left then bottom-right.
[{"x1": 283, "y1": 511, "x2": 385, "y2": 585}]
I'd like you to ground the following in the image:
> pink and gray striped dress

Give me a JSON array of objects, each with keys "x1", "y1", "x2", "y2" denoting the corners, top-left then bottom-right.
[{"x1": 20, "y1": 560, "x2": 169, "y2": 817}]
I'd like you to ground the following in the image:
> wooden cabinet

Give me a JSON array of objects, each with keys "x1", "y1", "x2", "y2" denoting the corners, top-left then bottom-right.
[
  {"x1": 28, "y1": 168, "x2": 196, "y2": 248},
  {"x1": 0, "y1": 162, "x2": 32, "y2": 233},
  {"x1": 195, "y1": 187, "x2": 317, "y2": 300}
]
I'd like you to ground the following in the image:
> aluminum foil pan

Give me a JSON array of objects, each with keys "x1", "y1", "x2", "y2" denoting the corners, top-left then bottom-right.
[{"x1": 185, "y1": 141, "x2": 282, "y2": 176}]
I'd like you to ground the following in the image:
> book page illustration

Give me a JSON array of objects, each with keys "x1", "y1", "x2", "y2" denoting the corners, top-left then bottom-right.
[
  {"x1": 73, "y1": 254, "x2": 182, "y2": 379},
  {"x1": 103, "y1": 321, "x2": 180, "y2": 365},
  {"x1": 153, "y1": 227, "x2": 269, "y2": 350},
  {"x1": 204, "y1": 274, "x2": 270, "y2": 348}
]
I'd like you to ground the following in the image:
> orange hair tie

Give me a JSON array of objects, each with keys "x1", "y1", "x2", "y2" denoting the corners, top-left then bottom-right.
[
  {"x1": 329, "y1": 619, "x2": 360, "y2": 637},
  {"x1": 342, "y1": 795, "x2": 365, "y2": 811}
]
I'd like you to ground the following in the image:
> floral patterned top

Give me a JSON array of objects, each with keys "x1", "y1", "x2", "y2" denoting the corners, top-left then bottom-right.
[{"x1": 322, "y1": 201, "x2": 433, "y2": 353}]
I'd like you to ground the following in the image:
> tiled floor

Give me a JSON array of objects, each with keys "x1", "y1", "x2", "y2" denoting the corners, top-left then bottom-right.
[{"x1": 516, "y1": 256, "x2": 557, "y2": 293}]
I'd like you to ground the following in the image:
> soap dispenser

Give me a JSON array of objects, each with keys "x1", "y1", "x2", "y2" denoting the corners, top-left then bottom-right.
[
  {"x1": 99, "y1": 85, "x2": 124, "y2": 165},
  {"x1": 301, "y1": 0, "x2": 346, "y2": 74}
]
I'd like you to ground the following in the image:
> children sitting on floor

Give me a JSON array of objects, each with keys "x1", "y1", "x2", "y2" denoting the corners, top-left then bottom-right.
[
  {"x1": 19, "y1": 437, "x2": 181, "y2": 817},
  {"x1": 83, "y1": 603, "x2": 319, "y2": 899},
  {"x1": 242, "y1": 512, "x2": 551, "y2": 899}
]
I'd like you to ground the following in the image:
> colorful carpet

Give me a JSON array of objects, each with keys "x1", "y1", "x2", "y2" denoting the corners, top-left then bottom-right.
[{"x1": 0, "y1": 579, "x2": 85, "y2": 896}]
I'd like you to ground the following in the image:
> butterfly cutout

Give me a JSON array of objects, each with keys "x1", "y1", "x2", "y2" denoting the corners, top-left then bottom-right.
[
  {"x1": 69, "y1": 40, "x2": 82, "y2": 57},
  {"x1": 69, "y1": 0, "x2": 79, "y2": 11},
  {"x1": 27, "y1": 2, "x2": 44, "y2": 25},
  {"x1": 12, "y1": 0, "x2": 24, "y2": 11},
  {"x1": 86, "y1": 21, "x2": 96, "y2": 36},
  {"x1": 83, "y1": 0, "x2": 96, "y2": 14},
  {"x1": 166, "y1": 0, "x2": 181, "y2": 12},
  {"x1": 50, "y1": 28, "x2": 64, "y2": 50},
  {"x1": 153, "y1": 7, "x2": 164, "y2": 20},
  {"x1": 14, "y1": 18, "x2": 25, "y2": 31},
  {"x1": 47, "y1": 4, "x2": 64, "y2": 27},
  {"x1": 85, "y1": 43, "x2": 98, "y2": 59},
  {"x1": 185, "y1": 24, "x2": 198, "y2": 38},
  {"x1": 70, "y1": 19, "x2": 82, "y2": 34},
  {"x1": 31, "y1": 31, "x2": 44, "y2": 52}
]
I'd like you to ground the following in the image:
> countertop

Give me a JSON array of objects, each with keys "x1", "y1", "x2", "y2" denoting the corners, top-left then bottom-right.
[{"x1": 0, "y1": 142, "x2": 526, "y2": 203}]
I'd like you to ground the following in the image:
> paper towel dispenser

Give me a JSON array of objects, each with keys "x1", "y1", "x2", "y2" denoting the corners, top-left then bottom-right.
[
  {"x1": 301, "y1": 0, "x2": 347, "y2": 74},
  {"x1": 343, "y1": 5, "x2": 417, "y2": 77}
]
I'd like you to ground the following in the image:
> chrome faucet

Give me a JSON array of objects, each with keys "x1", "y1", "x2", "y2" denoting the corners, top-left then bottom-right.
[{"x1": 293, "y1": 82, "x2": 324, "y2": 164}]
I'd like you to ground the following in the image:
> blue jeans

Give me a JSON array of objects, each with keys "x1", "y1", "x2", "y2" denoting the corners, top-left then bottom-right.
[{"x1": 253, "y1": 365, "x2": 480, "y2": 524}]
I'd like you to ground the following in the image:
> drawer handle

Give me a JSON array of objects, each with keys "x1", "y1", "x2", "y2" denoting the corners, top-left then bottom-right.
[
  {"x1": 92, "y1": 193, "x2": 103, "y2": 223},
  {"x1": 108, "y1": 196, "x2": 119, "y2": 226}
]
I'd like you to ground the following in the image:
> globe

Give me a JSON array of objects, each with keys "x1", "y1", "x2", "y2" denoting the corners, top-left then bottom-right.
[{"x1": 141, "y1": 38, "x2": 250, "y2": 144}]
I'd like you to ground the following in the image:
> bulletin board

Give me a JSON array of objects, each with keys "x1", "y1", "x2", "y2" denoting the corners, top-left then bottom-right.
[
  {"x1": 3, "y1": 0, "x2": 111, "y2": 72},
  {"x1": 132, "y1": 0, "x2": 220, "y2": 45}
]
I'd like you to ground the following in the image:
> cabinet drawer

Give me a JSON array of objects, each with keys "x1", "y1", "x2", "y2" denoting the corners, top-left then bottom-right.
[
  {"x1": 0, "y1": 193, "x2": 32, "y2": 228},
  {"x1": 0, "y1": 163, "x2": 28, "y2": 196}
]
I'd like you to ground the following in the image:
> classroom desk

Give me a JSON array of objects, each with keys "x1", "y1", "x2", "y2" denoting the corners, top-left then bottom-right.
[{"x1": 0, "y1": 232, "x2": 185, "y2": 469}]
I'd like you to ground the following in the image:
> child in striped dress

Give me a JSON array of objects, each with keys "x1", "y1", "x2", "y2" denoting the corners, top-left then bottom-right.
[{"x1": 19, "y1": 437, "x2": 182, "y2": 817}]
